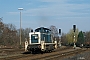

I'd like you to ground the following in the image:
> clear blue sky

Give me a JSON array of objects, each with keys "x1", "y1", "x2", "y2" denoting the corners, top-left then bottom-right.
[{"x1": 0, "y1": 0, "x2": 90, "y2": 33}]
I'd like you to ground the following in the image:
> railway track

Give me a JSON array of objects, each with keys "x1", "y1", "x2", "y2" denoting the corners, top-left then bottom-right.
[
  {"x1": 16, "y1": 48, "x2": 85, "y2": 60},
  {"x1": 0, "y1": 47, "x2": 88, "y2": 60},
  {"x1": 33, "y1": 48, "x2": 88, "y2": 60},
  {"x1": 0, "y1": 46, "x2": 71, "y2": 60},
  {"x1": 0, "y1": 54, "x2": 34, "y2": 60},
  {"x1": 0, "y1": 48, "x2": 24, "y2": 57}
]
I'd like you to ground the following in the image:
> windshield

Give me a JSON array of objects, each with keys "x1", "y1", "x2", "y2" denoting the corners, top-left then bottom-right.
[{"x1": 31, "y1": 34, "x2": 38, "y2": 43}]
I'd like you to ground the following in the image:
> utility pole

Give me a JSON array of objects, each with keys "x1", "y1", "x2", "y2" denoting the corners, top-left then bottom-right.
[{"x1": 18, "y1": 8, "x2": 23, "y2": 46}]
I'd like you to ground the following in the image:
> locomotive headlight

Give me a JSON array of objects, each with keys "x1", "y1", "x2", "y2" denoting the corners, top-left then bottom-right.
[{"x1": 35, "y1": 36, "x2": 38, "y2": 39}]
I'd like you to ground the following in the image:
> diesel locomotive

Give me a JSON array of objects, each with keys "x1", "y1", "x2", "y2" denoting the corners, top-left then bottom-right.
[{"x1": 27, "y1": 27, "x2": 57, "y2": 53}]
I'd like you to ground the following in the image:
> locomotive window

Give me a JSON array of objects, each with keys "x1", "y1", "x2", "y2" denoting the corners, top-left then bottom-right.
[
  {"x1": 46, "y1": 34, "x2": 52, "y2": 43},
  {"x1": 41, "y1": 33, "x2": 52, "y2": 43},
  {"x1": 31, "y1": 34, "x2": 38, "y2": 43}
]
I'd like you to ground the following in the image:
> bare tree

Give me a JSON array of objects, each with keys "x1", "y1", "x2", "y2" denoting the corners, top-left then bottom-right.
[
  {"x1": 85, "y1": 31, "x2": 90, "y2": 44},
  {"x1": 0, "y1": 22, "x2": 18, "y2": 46},
  {"x1": 49, "y1": 25, "x2": 58, "y2": 37},
  {"x1": 61, "y1": 33, "x2": 68, "y2": 45},
  {"x1": 16, "y1": 28, "x2": 32, "y2": 46}
]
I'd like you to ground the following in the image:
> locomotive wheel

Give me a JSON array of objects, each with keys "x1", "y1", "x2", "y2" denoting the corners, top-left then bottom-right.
[
  {"x1": 41, "y1": 51, "x2": 43, "y2": 54},
  {"x1": 48, "y1": 50, "x2": 52, "y2": 53},
  {"x1": 30, "y1": 51, "x2": 33, "y2": 54}
]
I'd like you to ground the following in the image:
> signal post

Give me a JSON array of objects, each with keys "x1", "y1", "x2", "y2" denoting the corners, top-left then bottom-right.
[
  {"x1": 59, "y1": 29, "x2": 61, "y2": 47},
  {"x1": 73, "y1": 25, "x2": 76, "y2": 49}
]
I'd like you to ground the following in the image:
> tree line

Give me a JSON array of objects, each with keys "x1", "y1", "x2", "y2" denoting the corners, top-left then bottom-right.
[
  {"x1": 0, "y1": 20, "x2": 32, "y2": 48},
  {"x1": 0, "y1": 18, "x2": 90, "y2": 48},
  {"x1": 61, "y1": 29, "x2": 90, "y2": 46}
]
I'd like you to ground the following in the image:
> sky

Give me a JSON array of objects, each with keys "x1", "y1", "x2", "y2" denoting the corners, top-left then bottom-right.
[{"x1": 0, "y1": 0, "x2": 90, "y2": 33}]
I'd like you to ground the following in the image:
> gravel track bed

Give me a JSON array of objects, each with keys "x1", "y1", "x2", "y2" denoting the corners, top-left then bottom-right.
[
  {"x1": 16, "y1": 48, "x2": 78, "y2": 60},
  {"x1": 1, "y1": 46, "x2": 84, "y2": 60},
  {"x1": 32, "y1": 48, "x2": 85, "y2": 60},
  {"x1": 62, "y1": 48, "x2": 90, "y2": 60},
  {"x1": 0, "y1": 48, "x2": 24, "y2": 59},
  {"x1": 0, "y1": 46, "x2": 68, "y2": 59}
]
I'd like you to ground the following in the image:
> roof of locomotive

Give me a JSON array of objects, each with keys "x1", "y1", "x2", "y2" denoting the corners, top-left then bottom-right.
[{"x1": 35, "y1": 27, "x2": 51, "y2": 32}]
